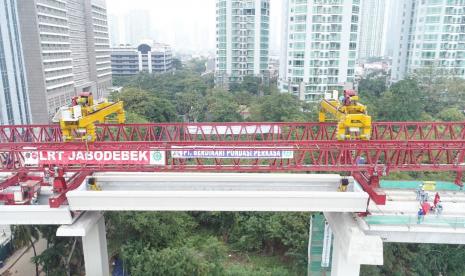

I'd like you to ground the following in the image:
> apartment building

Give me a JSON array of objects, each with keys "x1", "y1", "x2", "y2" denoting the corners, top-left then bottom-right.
[
  {"x1": 279, "y1": 0, "x2": 361, "y2": 102},
  {"x1": 215, "y1": 0, "x2": 270, "y2": 88},
  {"x1": 358, "y1": 0, "x2": 387, "y2": 59},
  {"x1": 17, "y1": 0, "x2": 112, "y2": 123},
  {"x1": 391, "y1": 0, "x2": 465, "y2": 82},
  {"x1": 0, "y1": 0, "x2": 31, "y2": 125},
  {"x1": 111, "y1": 42, "x2": 173, "y2": 76}
]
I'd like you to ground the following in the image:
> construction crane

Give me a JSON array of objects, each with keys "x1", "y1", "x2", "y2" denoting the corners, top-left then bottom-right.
[
  {"x1": 52, "y1": 92, "x2": 125, "y2": 142},
  {"x1": 319, "y1": 90, "x2": 371, "y2": 140}
]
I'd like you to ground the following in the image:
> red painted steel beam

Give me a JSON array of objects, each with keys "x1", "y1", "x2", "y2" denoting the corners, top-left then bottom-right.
[
  {"x1": 2, "y1": 122, "x2": 465, "y2": 143},
  {"x1": 1, "y1": 140, "x2": 465, "y2": 172},
  {"x1": 352, "y1": 172, "x2": 386, "y2": 205},
  {"x1": 0, "y1": 174, "x2": 20, "y2": 190},
  {"x1": 48, "y1": 171, "x2": 91, "y2": 208}
]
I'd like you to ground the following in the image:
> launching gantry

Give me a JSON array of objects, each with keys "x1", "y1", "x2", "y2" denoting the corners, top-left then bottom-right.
[
  {"x1": 53, "y1": 92, "x2": 125, "y2": 142},
  {"x1": 319, "y1": 90, "x2": 371, "y2": 140}
]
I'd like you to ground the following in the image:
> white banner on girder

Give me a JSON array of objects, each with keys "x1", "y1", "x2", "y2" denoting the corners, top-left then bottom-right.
[{"x1": 170, "y1": 146, "x2": 294, "y2": 159}]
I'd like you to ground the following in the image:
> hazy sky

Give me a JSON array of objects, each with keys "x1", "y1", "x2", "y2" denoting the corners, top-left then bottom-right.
[{"x1": 107, "y1": 0, "x2": 282, "y2": 54}]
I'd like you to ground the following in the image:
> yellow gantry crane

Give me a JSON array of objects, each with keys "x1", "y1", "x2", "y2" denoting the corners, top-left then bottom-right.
[
  {"x1": 319, "y1": 90, "x2": 371, "y2": 140},
  {"x1": 53, "y1": 92, "x2": 125, "y2": 142}
]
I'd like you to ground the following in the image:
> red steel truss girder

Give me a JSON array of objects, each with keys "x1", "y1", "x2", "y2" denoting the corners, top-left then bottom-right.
[
  {"x1": 48, "y1": 171, "x2": 92, "y2": 208},
  {"x1": 1, "y1": 122, "x2": 465, "y2": 206},
  {"x1": 2, "y1": 122, "x2": 465, "y2": 143},
  {"x1": 352, "y1": 172, "x2": 386, "y2": 205},
  {"x1": 1, "y1": 140, "x2": 465, "y2": 173}
]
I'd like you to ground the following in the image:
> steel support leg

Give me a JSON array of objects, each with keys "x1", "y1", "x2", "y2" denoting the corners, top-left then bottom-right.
[{"x1": 57, "y1": 211, "x2": 109, "y2": 276}]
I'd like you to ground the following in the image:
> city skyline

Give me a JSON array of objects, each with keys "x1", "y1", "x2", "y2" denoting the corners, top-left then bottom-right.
[
  {"x1": 106, "y1": 0, "x2": 405, "y2": 58},
  {"x1": 106, "y1": 0, "x2": 282, "y2": 54}
]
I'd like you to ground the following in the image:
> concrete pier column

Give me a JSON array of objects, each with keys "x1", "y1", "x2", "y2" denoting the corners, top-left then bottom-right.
[
  {"x1": 324, "y1": 212, "x2": 383, "y2": 276},
  {"x1": 331, "y1": 236, "x2": 361, "y2": 275},
  {"x1": 57, "y1": 211, "x2": 109, "y2": 276}
]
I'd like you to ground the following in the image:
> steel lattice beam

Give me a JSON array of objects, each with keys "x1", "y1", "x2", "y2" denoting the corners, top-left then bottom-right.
[
  {"x1": 1, "y1": 122, "x2": 465, "y2": 206},
  {"x1": 2, "y1": 122, "x2": 465, "y2": 143}
]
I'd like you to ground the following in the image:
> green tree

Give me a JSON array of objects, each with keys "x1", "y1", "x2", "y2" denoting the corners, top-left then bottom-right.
[
  {"x1": 33, "y1": 226, "x2": 82, "y2": 276},
  {"x1": 376, "y1": 78, "x2": 425, "y2": 121},
  {"x1": 206, "y1": 89, "x2": 242, "y2": 122},
  {"x1": 358, "y1": 73, "x2": 387, "y2": 98},
  {"x1": 122, "y1": 243, "x2": 224, "y2": 276},
  {"x1": 171, "y1": 58, "x2": 183, "y2": 70},
  {"x1": 11, "y1": 225, "x2": 40, "y2": 276},
  {"x1": 186, "y1": 58, "x2": 207, "y2": 74},
  {"x1": 437, "y1": 107, "x2": 465, "y2": 122},
  {"x1": 175, "y1": 91, "x2": 207, "y2": 122},
  {"x1": 125, "y1": 111, "x2": 149, "y2": 123},
  {"x1": 112, "y1": 76, "x2": 133, "y2": 87},
  {"x1": 114, "y1": 88, "x2": 177, "y2": 122},
  {"x1": 411, "y1": 68, "x2": 465, "y2": 115},
  {"x1": 239, "y1": 76, "x2": 261, "y2": 95},
  {"x1": 250, "y1": 93, "x2": 308, "y2": 122},
  {"x1": 106, "y1": 212, "x2": 197, "y2": 252}
]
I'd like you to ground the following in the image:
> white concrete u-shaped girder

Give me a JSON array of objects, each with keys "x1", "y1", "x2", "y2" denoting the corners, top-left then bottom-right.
[{"x1": 66, "y1": 173, "x2": 369, "y2": 212}]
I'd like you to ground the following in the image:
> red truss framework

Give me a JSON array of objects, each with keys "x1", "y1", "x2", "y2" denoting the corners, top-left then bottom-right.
[
  {"x1": 1, "y1": 121, "x2": 465, "y2": 206},
  {"x1": 2, "y1": 122, "x2": 465, "y2": 143}
]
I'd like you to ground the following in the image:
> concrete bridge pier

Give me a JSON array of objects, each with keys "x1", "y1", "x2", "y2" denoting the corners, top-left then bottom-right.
[
  {"x1": 57, "y1": 211, "x2": 109, "y2": 276},
  {"x1": 324, "y1": 212, "x2": 383, "y2": 276}
]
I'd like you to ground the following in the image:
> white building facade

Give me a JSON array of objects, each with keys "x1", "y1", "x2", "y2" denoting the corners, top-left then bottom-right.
[
  {"x1": 279, "y1": 0, "x2": 361, "y2": 102},
  {"x1": 391, "y1": 0, "x2": 465, "y2": 83},
  {"x1": 215, "y1": 0, "x2": 270, "y2": 88},
  {"x1": 0, "y1": 0, "x2": 31, "y2": 125},
  {"x1": 111, "y1": 42, "x2": 173, "y2": 76},
  {"x1": 17, "y1": 0, "x2": 112, "y2": 122}
]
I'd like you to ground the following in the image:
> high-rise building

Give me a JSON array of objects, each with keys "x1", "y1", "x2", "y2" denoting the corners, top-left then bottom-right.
[
  {"x1": 279, "y1": 0, "x2": 361, "y2": 102},
  {"x1": 124, "y1": 10, "x2": 151, "y2": 46},
  {"x1": 383, "y1": 0, "x2": 400, "y2": 57},
  {"x1": 111, "y1": 41, "x2": 173, "y2": 76},
  {"x1": 17, "y1": 0, "x2": 112, "y2": 123},
  {"x1": 108, "y1": 13, "x2": 121, "y2": 46},
  {"x1": 215, "y1": 0, "x2": 270, "y2": 88},
  {"x1": 0, "y1": 0, "x2": 30, "y2": 125},
  {"x1": 391, "y1": 0, "x2": 465, "y2": 83},
  {"x1": 358, "y1": 0, "x2": 387, "y2": 59}
]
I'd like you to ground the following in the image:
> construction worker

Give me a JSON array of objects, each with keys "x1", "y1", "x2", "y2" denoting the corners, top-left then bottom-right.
[
  {"x1": 421, "y1": 201, "x2": 431, "y2": 216},
  {"x1": 433, "y1": 192, "x2": 440, "y2": 207},
  {"x1": 356, "y1": 156, "x2": 366, "y2": 166},
  {"x1": 417, "y1": 208, "x2": 424, "y2": 224},
  {"x1": 338, "y1": 178, "x2": 349, "y2": 192},
  {"x1": 415, "y1": 184, "x2": 423, "y2": 201},
  {"x1": 435, "y1": 201, "x2": 443, "y2": 216},
  {"x1": 423, "y1": 192, "x2": 429, "y2": 203},
  {"x1": 87, "y1": 177, "x2": 101, "y2": 191}
]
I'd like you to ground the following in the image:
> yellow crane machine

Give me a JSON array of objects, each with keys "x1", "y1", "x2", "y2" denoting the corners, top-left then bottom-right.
[
  {"x1": 319, "y1": 89, "x2": 371, "y2": 140},
  {"x1": 53, "y1": 92, "x2": 125, "y2": 142}
]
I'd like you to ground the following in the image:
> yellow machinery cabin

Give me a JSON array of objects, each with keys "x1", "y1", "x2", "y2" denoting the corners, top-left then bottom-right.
[
  {"x1": 319, "y1": 90, "x2": 371, "y2": 140},
  {"x1": 53, "y1": 92, "x2": 125, "y2": 141}
]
